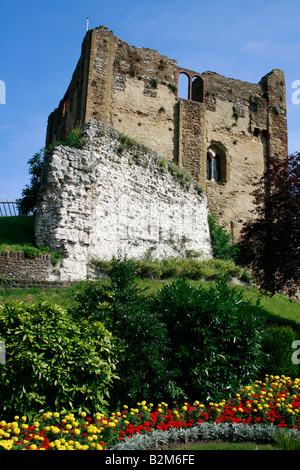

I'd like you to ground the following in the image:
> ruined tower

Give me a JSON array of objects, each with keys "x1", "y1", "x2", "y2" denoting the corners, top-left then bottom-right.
[{"x1": 46, "y1": 26, "x2": 288, "y2": 236}]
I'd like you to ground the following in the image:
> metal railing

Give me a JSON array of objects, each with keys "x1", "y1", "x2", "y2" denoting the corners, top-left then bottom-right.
[{"x1": 0, "y1": 200, "x2": 19, "y2": 216}]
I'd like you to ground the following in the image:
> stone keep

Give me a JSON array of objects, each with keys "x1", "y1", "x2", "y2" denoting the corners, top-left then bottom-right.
[
  {"x1": 35, "y1": 121, "x2": 212, "y2": 281},
  {"x1": 46, "y1": 26, "x2": 288, "y2": 236}
]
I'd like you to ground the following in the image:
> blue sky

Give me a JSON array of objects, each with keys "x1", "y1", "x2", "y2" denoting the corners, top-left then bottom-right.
[{"x1": 1, "y1": 0, "x2": 300, "y2": 201}]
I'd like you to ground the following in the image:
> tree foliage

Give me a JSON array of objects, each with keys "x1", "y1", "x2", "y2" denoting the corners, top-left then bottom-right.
[
  {"x1": 16, "y1": 150, "x2": 44, "y2": 215},
  {"x1": 16, "y1": 127, "x2": 85, "y2": 215},
  {"x1": 240, "y1": 152, "x2": 300, "y2": 294}
]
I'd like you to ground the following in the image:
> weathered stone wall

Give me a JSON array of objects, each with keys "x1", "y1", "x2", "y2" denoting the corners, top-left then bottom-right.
[
  {"x1": 46, "y1": 31, "x2": 92, "y2": 145},
  {"x1": 35, "y1": 120, "x2": 212, "y2": 282}
]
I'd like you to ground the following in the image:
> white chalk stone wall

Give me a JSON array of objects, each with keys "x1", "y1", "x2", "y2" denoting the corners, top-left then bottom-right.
[{"x1": 35, "y1": 120, "x2": 212, "y2": 281}]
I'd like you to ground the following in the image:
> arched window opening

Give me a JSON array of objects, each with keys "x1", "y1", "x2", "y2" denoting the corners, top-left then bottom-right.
[
  {"x1": 206, "y1": 156, "x2": 212, "y2": 180},
  {"x1": 206, "y1": 146, "x2": 226, "y2": 182},
  {"x1": 178, "y1": 73, "x2": 190, "y2": 100},
  {"x1": 213, "y1": 154, "x2": 221, "y2": 182},
  {"x1": 191, "y1": 76, "x2": 204, "y2": 102}
]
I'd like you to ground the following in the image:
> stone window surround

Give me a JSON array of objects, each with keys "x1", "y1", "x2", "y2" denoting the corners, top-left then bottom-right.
[
  {"x1": 176, "y1": 68, "x2": 205, "y2": 103},
  {"x1": 206, "y1": 145, "x2": 227, "y2": 183}
]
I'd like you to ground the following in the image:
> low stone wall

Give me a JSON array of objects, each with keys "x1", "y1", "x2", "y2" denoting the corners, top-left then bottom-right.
[{"x1": 0, "y1": 251, "x2": 59, "y2": 285}]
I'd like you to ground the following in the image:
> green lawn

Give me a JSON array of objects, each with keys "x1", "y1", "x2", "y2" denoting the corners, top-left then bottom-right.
[
  {"x1": 0, "y1": 216, "x2": 35, "y2": 245},
  {"x1": 0, "y1": 283, "x2": 86, "y2": 310}
]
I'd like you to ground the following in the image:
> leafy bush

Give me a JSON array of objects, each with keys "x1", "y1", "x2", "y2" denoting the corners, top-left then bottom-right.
[
  {"x1": 0, "y1": 301, "x2": 119, "y2": 418},
  {"x1": 208, "y1": 212, "x2": 239, "y2": 261},
  {"x1": 260, "y1": 325, "x2": 299, "y2": 379},
  {"x1": 70, "y1": 255, "x2": 174, "y2": 408},
  {"x1": 151, "y1": 277, "x2": 266, "y2": 402}
]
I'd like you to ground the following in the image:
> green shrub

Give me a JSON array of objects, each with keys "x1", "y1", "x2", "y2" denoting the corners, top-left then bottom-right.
[
  {"x1": 0, "y1": 301, "x2": 119, "y2": 418},
  {"x1": 93, "y1": 256, "x2": 245, "y2": 281},
  {"x1": 136, "y1": 257, "x2": 243, "y2": 281},
  {"x1": 208, "y1": 212, "x2": 239, "y2": 261},
  {"x1": 151, "y1": 277, "x2": 266, "y2": 402},
  {"x1": 70, "y1": 255, "x2": 175, "y2": 407},
  {"x1": 260, "y1": 325, "x2": 299, "y2": 379}
]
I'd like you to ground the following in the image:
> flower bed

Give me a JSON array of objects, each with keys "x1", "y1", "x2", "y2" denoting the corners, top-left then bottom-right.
[{"x1": 1, "y1": 375, "x2": 300, "y2": 450}]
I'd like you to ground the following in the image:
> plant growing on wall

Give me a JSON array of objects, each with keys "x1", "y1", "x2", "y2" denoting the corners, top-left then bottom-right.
[
  {"x1": 208, "y1": 212, "x2": 239, "y2": 261},
  {"x1": 168, "y1": 82, "x2": 177, "y2": 93}
]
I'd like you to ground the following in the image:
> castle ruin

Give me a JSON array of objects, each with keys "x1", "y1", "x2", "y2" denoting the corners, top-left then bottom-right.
[{"x1": 46, "y1": 26, "x2": 288, "y2": 237}]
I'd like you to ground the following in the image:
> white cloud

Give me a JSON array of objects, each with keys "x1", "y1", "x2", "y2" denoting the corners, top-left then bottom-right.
[{"x1": 245, "y1": 41, "x2": 300, "y2": 58}]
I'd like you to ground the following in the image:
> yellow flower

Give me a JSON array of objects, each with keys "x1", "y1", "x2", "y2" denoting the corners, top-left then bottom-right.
[
  {"x1": 30, "y1": 444, "x2": 37, "y2": 450},
  {"x1": 0, "y1": 440, "x2": 13, "y2": 450},
  {"x1": 53, "y1": 412, "x2": 60, "y2": 418},
  {"x1": 51, "y1": 426, "x2": 60, "y2": 434}
]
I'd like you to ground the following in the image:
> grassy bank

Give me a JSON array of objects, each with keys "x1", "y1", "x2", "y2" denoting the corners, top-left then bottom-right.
[
  {"x1": 1, "y1": 278, "x2": 299, "y2": 328},
  {"x1": 0, "y1": 216, "x2": 35, "y2": 246}
]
